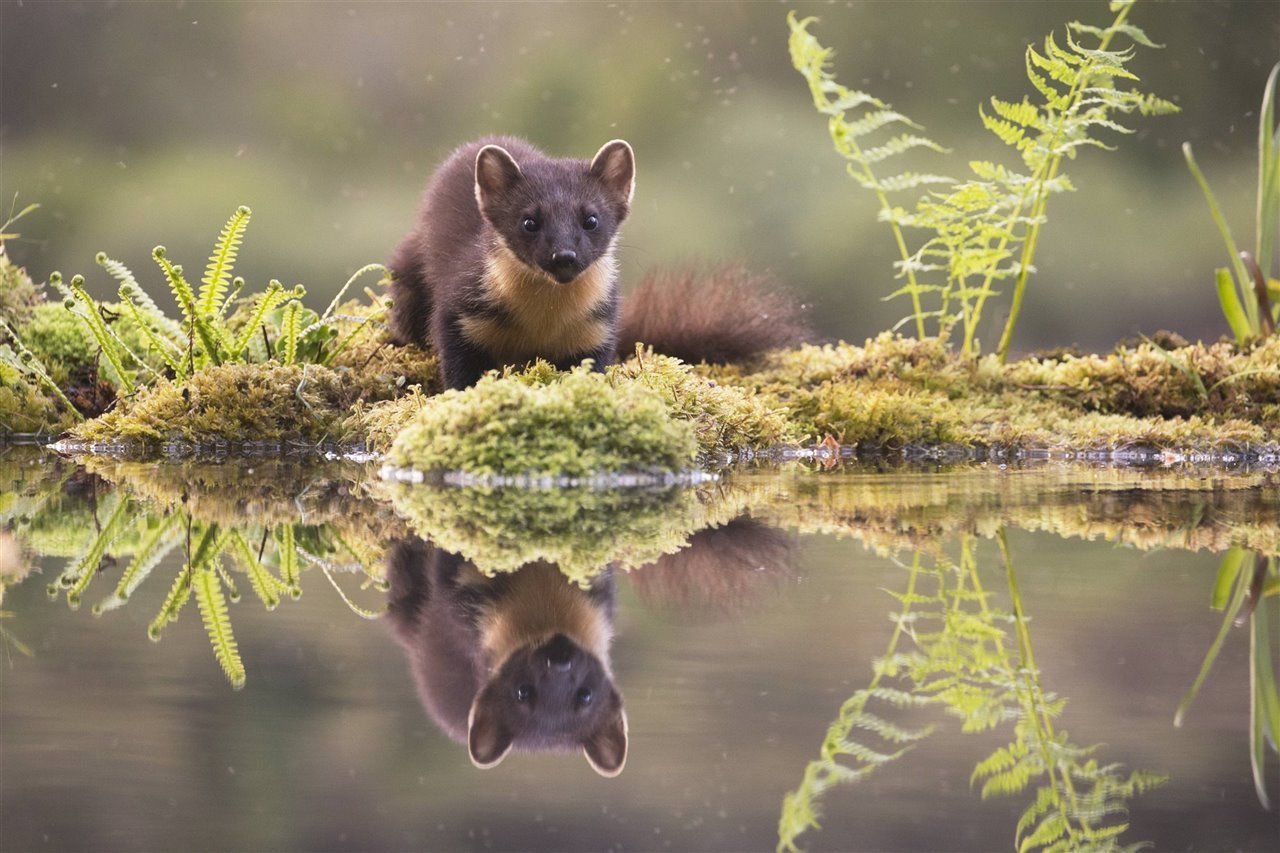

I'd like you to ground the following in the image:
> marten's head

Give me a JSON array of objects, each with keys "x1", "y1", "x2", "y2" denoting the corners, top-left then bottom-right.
[
  {"x1": 468, "y1": 631, "x2": 628, "y2": 777},
  {"x1": 474, "y1": 140, "x2": 634, "y2": 285}
]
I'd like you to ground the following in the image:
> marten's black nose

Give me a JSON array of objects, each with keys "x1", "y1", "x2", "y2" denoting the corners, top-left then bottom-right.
[
  {"x1": 548, "y1": 250, "x2": 580, "y2": 282},
  {"x1": 543, "y1": 633, "x2": 576, "y2": 671}
]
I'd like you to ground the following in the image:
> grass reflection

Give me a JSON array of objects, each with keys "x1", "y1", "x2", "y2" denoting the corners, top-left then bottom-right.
[
  {"x1": 778, "y1": 531, "x2": 1166, "y2": 852},
  {"x1": 1175, "y1": 548, "x2": 1279, "y2": 808}
]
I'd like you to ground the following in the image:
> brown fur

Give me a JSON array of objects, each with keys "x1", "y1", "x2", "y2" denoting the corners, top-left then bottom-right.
[
  {"x1": 385, "y1": 541, "x2": 627, "y2": 776},
  {"x1": 618, "y1": 264, "x2": 813, "y2": 365},
  {"x1": 458, "y1": 242, "x2": 615, "y2": 364}
]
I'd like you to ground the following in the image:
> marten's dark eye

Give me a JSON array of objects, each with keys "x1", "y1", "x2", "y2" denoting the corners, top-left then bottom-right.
[
  {"x1": 576, "y1": 687, "x2": 594, "y2": 707},
  {"x1": 521, "y1": 216, "x2": 540, "y2": 233},
  {"x1": 582, "y1": 214, "x2": 599, "y2": 231},
  {"x1": 516, "y1": 684, "x2": 534, "y2": 704}
]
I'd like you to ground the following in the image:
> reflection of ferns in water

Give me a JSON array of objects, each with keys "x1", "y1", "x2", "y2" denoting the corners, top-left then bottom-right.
[
  {"x1": 778, "y1": 533, "x2": 1165, "y2": 853},
  {"x1": 48, "y1": 496, "x2": 387, "y2": 688}
]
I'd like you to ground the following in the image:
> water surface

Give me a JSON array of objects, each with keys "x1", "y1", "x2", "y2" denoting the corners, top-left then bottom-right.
[{"x1": 2, "y1": 446, "x2": 1276, "y2": 851}]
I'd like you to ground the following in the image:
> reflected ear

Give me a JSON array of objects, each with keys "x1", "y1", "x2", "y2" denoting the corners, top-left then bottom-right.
[
  {"x1": 589, "y1": 139, "x2": 635, "y2": 207},
  {"x1": 475, "y1": 145, "x2": 523, "y2": 209},
  {"x1": 583, "y1": 699, "x2": 628, "y2": 778},
  {"x1": 467, "y1": 694, "x2": 515, "y2": 770}
]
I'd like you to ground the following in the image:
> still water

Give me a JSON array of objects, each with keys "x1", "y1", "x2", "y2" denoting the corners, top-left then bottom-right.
[{"x1": 1, "y1": 445, "x2": 1276, "y2": 852}]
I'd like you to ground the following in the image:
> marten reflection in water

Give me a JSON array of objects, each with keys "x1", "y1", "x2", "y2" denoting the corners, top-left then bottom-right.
[{"x1": 385, "y1": 517, "x2": 793, "y2": 776}]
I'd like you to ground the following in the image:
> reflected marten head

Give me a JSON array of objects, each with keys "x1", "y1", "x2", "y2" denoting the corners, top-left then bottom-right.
[{"x1": 386, "y1": 542, "x2": 627, "y2": 776}]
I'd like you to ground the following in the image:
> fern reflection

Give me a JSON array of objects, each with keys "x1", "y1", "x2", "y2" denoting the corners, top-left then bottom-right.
[
  {"x1": 778, "y1": 531, "x2": 1166, "y2": 853},
  {"x1": 38, "y1": 461, "x2": 392, "y2": 689}
]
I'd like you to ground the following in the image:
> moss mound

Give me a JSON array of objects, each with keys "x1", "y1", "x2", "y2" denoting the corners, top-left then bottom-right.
[
  {"x1": 712, "y1": 332, "x2": 1280, "y2": 453},
  {"x1": 73, "y1": 363, "x2": 361, "y2": 448},
  {"x1": 384, "y1": 365, "x2": 698, "y2": 477}
]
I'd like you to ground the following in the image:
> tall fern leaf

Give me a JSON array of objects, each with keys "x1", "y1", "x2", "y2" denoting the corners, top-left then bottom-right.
[
  {"x1": 194, "y1": 564, "x2": 246, "y2": 688},
  {"x1": 200, "y1": 205, "x2": 251, "y2": 318},
  {"x1": 61, "y1": 275, "x2": 138, "y2": 393},
  {"x1": 94, "y1": 511, "x2": 182, "y2": 614}
]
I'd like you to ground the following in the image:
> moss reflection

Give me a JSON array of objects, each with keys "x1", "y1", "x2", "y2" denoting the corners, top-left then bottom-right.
[{"x1": 778, "y1": 532, "x2": 1166, "y2": 852}]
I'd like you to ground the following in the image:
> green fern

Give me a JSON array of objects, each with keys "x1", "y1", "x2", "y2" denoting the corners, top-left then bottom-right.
[
  {"x1": 228, "y1": 529, "x2": 284, "y2": 610},
  {"x1": 54, "y1": 494, "x2": 133, "y2": 608},
  {"x1": 53, "y1": 273, "x2": 139, "y2": 392},
  {"x1": 278, "y1": 298, "x2": 303, "y2": 366},
  {"x1": 790, "y1": 1, "x2": 1177, "y2": 360},
  {"x1": 93, "y1": 511, "x2": 182, "y2": 614},
  {"x1": 778, "y1": 534, "x2": 1165, "y2": 852},
  {"x1": 147, "y1": 561, "x2": 193, "y2": 641},
  {"x1": 193, "y1": 563, "x2": 245, "y2": 689},
  {"x1": 199, "y1": 205, "x2": 251, "y2": 318}
]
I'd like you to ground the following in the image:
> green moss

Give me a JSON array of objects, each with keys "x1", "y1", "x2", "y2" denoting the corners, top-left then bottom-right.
[
  {"x1": 611, "y1": 349, "x2": 799, "y2": 454},
  {"x1": 385, "y1": 365, "x2": 698, "y2": 477},
  {"x1": 383, "y1": 482, "x2": 707, "y2": 582},
  {"x1": 704, "y1": 332, "x2": 1280, "y2": 453},
  {"x1": 20, "y1": 302, "x2": 91, "y2": 383},
  {"x1": 0, "y1": 362, "x2": 76, "y2": 434},
  {"x1": 0, "y1": 251, "x2": 44, "y2": 328},
  {"x1": 72, "y1": 362, "x2": 361, "y2": 448}
]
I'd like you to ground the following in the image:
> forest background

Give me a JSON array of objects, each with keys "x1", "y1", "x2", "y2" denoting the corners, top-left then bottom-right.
[{"x1": 2, "y1": 0, "x2": 1277, "y2": 354}]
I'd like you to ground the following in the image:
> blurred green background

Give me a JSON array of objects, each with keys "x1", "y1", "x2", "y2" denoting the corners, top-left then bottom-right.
[{"x1": 2, "y1": 0, "x2": 1276, "y2": 354}]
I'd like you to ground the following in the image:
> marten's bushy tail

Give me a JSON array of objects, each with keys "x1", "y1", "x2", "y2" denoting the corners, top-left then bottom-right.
[{"x1": 618, "y1": 265, "x2": 812, "y2": 365}]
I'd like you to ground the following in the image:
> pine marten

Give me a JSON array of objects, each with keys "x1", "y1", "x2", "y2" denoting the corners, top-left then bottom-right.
[
  {"x1": 386, "y1": 541, "x2": 628, "y2": 776},
  {"x1": 388, "y1": 137, "x2": 810, "y2": 388}
]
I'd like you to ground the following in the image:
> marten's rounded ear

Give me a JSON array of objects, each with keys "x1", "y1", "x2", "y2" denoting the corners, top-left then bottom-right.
[
  {"x1": 475, "y1": 145, "x2": 523, "y2": 206},
  {"x1": 583, "y1": 693, "x2": 628, "y2": 777},
  {"x1": 589, "y1": 139, "x2": 635, "y2": 207},
  {"x1": 467, "y1": 693, "x2": 515, "y2": 770}
]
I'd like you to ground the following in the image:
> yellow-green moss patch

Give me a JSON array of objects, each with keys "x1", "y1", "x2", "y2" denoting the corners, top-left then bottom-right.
[
  {"x1": 72, "y1": 363, "x2": 361, "y2": 448},
  {"x1": 385, "y1": 365, "x2": 698, "y2": 477}
]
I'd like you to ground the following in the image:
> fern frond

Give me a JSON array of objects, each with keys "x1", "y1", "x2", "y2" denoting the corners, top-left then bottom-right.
[
  {"x1": 1069, "y1": 19, "x2": 1161, "y2": 49},
  {"x1": 94, "y1": 512, "x2": 182, "y2": 614},
  {"x1": 59, "y1": 494, "x2": 132, "y2": 608},
  {"x1": 194, "y1": 564, "x2": 246, "y2": 688},
  {"x1": 277, "y1": 524, "x2": 301, "y2": 597},
  {"x1": 154, "y1": 246, "x2": 226, "y2": 366},
  {"x1": 980, "y1": 107, "x2": 1036, "y2": 154},
  {"x1": 229, "y1": 280, "x2": 291, "y2": 360},
  {"x1": 200, "y1": 205, "x2": 251, "y2": 319},
  {"x1": 118, "y1": 289, "x2": 185, "y2": 377},
  {"x1": 278, "y1": 298, "x2": 303, "y2": 366},
  {"x1": 97, "y1": 251, "x2": 184, "y2": 339},
  {"x1": 1018, "y1": 810, "x2": 1069, "y2": 853},
  {"x1": 229, "y1": 530, "x2": 283, "y2": 610},
  {"x1": 871, "y1": 172, "x2": 955, "y2": 193},
  {"x1": 65, "y1": 276, "x2": 138, "y2": 392},
  {"x1": 849, "y1": 710, "x2": 934, "y2": 744},
  {"x1": 147, "y1": 564, "x2": 193, "y2": 641},
  {"x1": 858, "y1": 133, "x2": 949, "y2": 165},
  {"x1": 990, "y1": 97, "x2": 1049, "y2": 132}
]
